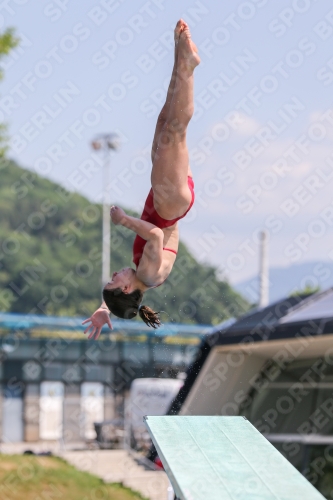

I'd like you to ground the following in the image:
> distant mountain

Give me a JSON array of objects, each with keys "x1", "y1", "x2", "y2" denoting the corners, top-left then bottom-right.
[{"x1": 233, "y1": 261, "x2": 333, "y2": 304}]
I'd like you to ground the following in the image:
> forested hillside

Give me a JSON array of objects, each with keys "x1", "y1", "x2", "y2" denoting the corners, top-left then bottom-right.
[{"x1": 0, "y1": 160, "x2": 249, "y2": 324}]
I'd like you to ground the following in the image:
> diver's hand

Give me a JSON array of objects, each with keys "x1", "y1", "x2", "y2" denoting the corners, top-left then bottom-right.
[
  {"x1": 110, "y1": 206, "x2": 126, "y2": 225},
  {"x1": 82, "y1": 308, "x2": 112, "y2": 340}
]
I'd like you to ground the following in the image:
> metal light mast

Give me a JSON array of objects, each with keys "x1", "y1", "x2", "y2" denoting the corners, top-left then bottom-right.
[
  {"x1": 91, "y1": 133, "x2": 119, "y2": 287},
  {"x1": 258, "y1": 229, "x2": 269, "y2": 308}
]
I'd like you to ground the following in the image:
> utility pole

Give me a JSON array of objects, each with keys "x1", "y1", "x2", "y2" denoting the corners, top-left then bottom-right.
[
  {"x1": 91, "y1": 134, "x2": 119, "y2": 287},
  {"x1": 259, "y1": 229, "x2": 269, "y2": 308}
]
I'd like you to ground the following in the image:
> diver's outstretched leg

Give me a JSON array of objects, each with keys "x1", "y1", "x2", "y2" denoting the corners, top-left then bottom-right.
[
  {"x1": 151, "y1": 22, "x2": 200, "y2": 220},
  {"x1": 151, "y1": 19, "x2": 183, "y2": 163}
]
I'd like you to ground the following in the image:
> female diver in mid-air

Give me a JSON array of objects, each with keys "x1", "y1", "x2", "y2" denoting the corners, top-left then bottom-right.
[{"x1": 82, "y1": 19, "x2": 200, "y2": 338}]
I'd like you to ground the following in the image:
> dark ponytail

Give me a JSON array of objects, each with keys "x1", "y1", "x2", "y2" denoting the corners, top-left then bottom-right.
[
  {"x1": 103, "y1": 287, "x2": 161, "y2": 328},
  {"x1": 138, "y1": 304, "x2": 161, "y2": 329}
]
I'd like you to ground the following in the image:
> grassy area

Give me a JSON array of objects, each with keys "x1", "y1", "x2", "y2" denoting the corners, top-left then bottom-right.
[{"x1": 0, "y1": 454, "x2": 148, "y2": 500}]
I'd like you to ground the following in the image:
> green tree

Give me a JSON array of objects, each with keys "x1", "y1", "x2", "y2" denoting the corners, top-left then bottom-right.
[
  {"x1": 289, "y1": 285, "x2": 320, "y2": 297},
  {"x1": 0, "y1": 162, "x2": 249, "y2": 324},
  {"x1": 0, "y1": 28, "x2": 18, "y2": 155}
]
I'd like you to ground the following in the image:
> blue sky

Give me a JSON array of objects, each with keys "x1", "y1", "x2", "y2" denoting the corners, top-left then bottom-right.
[{"x1": 2, "y1": 0, "x2": 333, "y2": 286}]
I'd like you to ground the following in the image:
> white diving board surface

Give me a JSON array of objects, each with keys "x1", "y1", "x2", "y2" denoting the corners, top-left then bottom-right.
[{"x1": 144, "y1": 416, "x2": 324, "y2": 500}]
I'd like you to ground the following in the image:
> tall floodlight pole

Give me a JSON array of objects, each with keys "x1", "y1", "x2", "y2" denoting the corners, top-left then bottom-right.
[
  {"x1": 91, "y1": 134, "x2": 119, "y2": 287},
  {"x1": 258, "y1": 229, "x2": 269, "y2": 308}
]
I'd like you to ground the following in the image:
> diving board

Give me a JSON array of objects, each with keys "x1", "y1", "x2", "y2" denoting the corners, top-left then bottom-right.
[{"x1": 144, "y1": 416, "x2": 324, "y2": 500}]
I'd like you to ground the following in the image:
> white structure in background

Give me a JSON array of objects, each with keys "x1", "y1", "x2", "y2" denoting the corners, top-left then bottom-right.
[
  {"x1": 2, "y1": 389, "x2": 23, "y2": 443},
  {"x1": 39, "y1": 382, "x2": 64, "y2": 440},
  {"x1": 2, "y1": 342, "x2": 23, "y2": 442},
  {"x1": 81, "y1": 382, "x2": 104, "y2": 440},
  {"x1": 259, "y1": 229, "x2": 269, "y2": 308},
  {"x1": 91, "y1": 133, "x2": 120, "y2": 288},
  {"x1": 126, "y1": 378, "x2": 183, "y2": 451}
]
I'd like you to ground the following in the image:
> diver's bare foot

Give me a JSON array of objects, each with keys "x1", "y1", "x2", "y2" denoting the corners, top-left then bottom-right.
[
  {"x1": 181, "y1": 21, "x2": 198, "y2": 53},
  {"x1": 174, "y1": 19, "x2": 186, "y2": 63},
  {"x1": 178, "y1": 24, "x2": 200, "y2": 74},
  {"x1": 174, "y1": 19, "x2": 184, "y2": 45}
]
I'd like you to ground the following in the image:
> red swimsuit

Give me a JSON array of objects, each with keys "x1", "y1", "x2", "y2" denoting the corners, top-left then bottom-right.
[{"x1": 133, "y1": 176, "x2": 195, "y2": 270}]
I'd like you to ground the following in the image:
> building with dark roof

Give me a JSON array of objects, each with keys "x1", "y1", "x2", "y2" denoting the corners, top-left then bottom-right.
[{"x1": 167, "y1": 288, "x2": 333, "y2": 499}]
